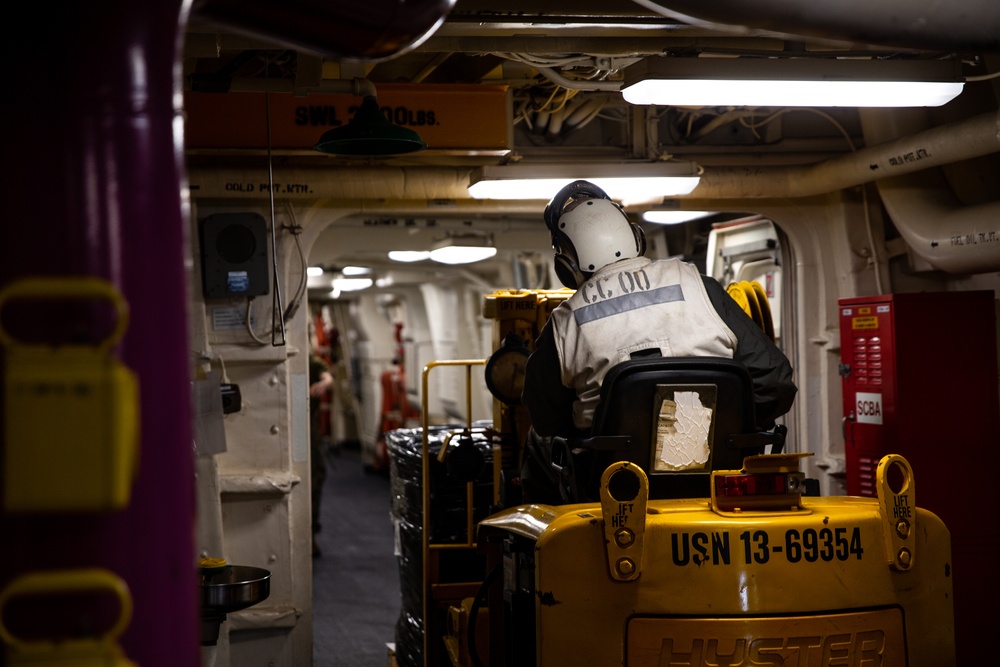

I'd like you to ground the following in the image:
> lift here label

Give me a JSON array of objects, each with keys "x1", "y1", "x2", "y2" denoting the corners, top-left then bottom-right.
[{"x1": 670, "y1": 527, "x2": 864, "y2": 567}]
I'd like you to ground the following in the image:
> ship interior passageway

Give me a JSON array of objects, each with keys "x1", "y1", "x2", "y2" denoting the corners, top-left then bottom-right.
[
  {"x1": 312, "y1": 443, "x2": 399, "y2": 667},
  {"x1": 1, "y1": 2, "x2": 998, "y2": 667}
]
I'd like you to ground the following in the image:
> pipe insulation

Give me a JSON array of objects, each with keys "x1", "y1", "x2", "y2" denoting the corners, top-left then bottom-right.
[
  {"x1": 860, "y1": 109, "x2": 1000, "y2": 274},
  {"x1": 689, "y1": 110, "x2": 1000, "y2": 200},
  {"x1": 224, "y1": 76, "x2": 378, "y2": 98},
  {"x1": 187, "y1": 166, "x2": 475, "y2": 200},
  {"x1": 189, "y1": 107, "x2": 1000, "y2": 274},
  {"x1": 632, "y1": 0, "x2": 1000, "y2": 51},
  {"x1": 535, "y1": 66, "x2": 622, "y2": 92},
  {"x1": 192, "y1": 0, "x2": 456, "y2": 61}
]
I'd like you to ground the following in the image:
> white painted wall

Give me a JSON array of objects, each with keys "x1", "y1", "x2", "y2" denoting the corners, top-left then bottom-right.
[{"x1": 188, "y1": 201, "x2": 313, "y2": 667}]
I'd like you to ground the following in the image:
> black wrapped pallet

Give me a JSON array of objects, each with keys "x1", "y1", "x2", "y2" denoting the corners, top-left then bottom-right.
[{"x1": 387, "y1": 424, "x2": 496, "y2": 667}]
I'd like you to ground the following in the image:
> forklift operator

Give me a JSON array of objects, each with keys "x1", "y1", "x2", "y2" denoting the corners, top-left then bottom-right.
[{"x1": 520, "y1": 180, "x2": 797, "y2": 503}]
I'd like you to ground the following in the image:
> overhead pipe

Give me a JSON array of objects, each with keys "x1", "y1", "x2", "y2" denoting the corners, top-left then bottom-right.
[
  {"x1": 564, "y1": 96, "x2": 610, "y2": 131},
  {"x1": 188, "y1": 167, "x2": 540, "y2": 217},
  {"x1": 534, "y1": 65, "x2": 622, "y2": 92},
  {"x1": 632, "y1": 0, "x2": 1000, "y2": 51},
  {"x1": 684, "y1": 109, "x2": 1000, "y2": 273},
  {"x1": 187, "y1": 109, "x2": 1000, "y2": 270},
  {"x1": 544, "y1": 96, "x2": 593, "y2": 140},
  {"x1": 688, "y1": 110, "x2": 1000, "y2": 199},
  {"x1": 220, "y1": 75, "x2": 377, "y2": 97},
  {"x1": 859, "y1": 109, "x2": 1000, "y2": 274},
  {"x1": 192, "y1": 0, "x2": 457, "y2": 60}
]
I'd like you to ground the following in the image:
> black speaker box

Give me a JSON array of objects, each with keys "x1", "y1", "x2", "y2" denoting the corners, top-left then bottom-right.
[
  {"x1": 200, "y1": 213, "x2": 270, "y2": 299},
  {"x1": 220, "y1": 383, "x2": 242, "y2": 414}
]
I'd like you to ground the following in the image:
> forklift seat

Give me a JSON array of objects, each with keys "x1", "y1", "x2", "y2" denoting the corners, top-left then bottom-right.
[{"x1": 551, "y1": 356, "x2": 785, "y2": 502}]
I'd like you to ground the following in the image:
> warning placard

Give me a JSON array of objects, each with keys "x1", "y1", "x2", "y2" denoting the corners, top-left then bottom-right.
[{"x1": 856, "y1": 392, "x2": 883, "y2": 425}]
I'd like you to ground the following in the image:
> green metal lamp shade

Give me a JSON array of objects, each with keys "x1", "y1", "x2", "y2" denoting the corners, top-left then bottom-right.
[{"x1": 314, "y1": 96, "x2": 427, "y2": 156}]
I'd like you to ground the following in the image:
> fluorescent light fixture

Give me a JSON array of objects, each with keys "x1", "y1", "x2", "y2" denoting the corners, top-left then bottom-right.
[
  {"x1": 307, "y1": 266, "x2": 325, "y2": 277},
  {"x1": 388, "y1": 250, "x2": 431, "y2": 263},
  {"x1": 429, "y1": 235, "x2": 497, "y2": 265},
  {"x1": 468, "y1": 162, "x2": 701, "y2": 201},
  {"x1": 622, "y1": 57, "x2": 965, "y2": 108},
  {"x1": 332, "y1": 277, "x2": 373, "y2": 292},
  {"x1": 341, "y1": 265, "x2": 371, "y2": 276},
  {"x1": 643, "y1": 210, "x2": 716, "y2": 225}
]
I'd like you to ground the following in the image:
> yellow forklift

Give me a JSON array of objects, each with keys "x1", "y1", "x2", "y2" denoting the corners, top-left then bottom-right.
[{"x1": 404, "y1": 287, "x2": 954, "y2": 667}]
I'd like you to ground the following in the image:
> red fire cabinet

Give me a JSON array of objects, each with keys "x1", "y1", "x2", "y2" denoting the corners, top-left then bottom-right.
[{"x1": 839, "y1": 290, "x2": 999, "y2": 665}]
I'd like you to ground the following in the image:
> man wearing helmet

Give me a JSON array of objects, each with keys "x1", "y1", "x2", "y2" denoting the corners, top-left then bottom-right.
[{"x1": 520, "y1": 180, "x2": 797, "y2": 503}]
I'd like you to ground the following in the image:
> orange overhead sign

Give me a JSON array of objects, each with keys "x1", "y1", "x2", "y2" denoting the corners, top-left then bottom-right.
[{"x1": 184, "y1": 84, "x2": 511, "y2": 151}]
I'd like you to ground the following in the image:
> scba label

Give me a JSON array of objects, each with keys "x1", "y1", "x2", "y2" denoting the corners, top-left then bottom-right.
[{"x1": 856, "y1": 392, "x2": 883, "y2": 425}]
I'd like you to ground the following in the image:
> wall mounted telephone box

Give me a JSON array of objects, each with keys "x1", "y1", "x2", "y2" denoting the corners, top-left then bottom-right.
[{"x1": 839, "y1": 290, "x2": 999, "y2": 665}]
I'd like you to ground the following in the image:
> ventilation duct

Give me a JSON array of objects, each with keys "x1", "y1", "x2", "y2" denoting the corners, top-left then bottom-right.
[{"x1": 192, "y1": 0, "x2": 456, "y2": 60}]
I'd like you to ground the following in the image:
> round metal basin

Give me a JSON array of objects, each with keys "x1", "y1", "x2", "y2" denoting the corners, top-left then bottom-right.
[{"x1": 200, "y1": 565, "x2": 271, "y2": 614}]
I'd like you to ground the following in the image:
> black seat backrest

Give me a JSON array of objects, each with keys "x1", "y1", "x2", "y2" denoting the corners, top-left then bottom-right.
[{"x1": 574, "y1": 356, "x2": 763, "y2": 500}]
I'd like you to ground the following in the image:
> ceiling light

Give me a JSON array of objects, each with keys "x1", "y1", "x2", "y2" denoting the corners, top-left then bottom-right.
[
  {"x1": 467, "y1": 162, "x2": 701, "y2": 201},
  {"x1": 388, "y1": 250, "x2": 431, "y2": 263},
  {"x1": 307, "y1": 266, "x2": 325, "y2": 277},
  {"x1": 314, "y1": 96, "x2": 427, "y2": 156},
  {"x1": 429, "y1": 235, "x2": 497, "y2": 265},
  {"x1": 341, "y1": 266, "x2": 371, "y2": 276},
  {"x1": 622, "y1": 58, "x2": 965, "y2": 108},
  {"x1": 332, "y1": 277, "x2": 373, "y2": 292},
  {"x1": 643, "y1": 210, "x2": 715, "y2": 225}
]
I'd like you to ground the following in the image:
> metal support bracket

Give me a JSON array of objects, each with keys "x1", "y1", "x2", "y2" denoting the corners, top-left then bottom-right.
[
  {"x1": 599, "y1": 461, "x2": 648, "y2": 582},
  {"x1": 876, "y1": 454, "x2": 916, "y2": 572}
]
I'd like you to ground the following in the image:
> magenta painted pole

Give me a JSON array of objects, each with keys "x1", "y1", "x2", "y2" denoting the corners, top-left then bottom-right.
[{"x1": 0, "y1": 2, "x2": 199, "y2": 665}]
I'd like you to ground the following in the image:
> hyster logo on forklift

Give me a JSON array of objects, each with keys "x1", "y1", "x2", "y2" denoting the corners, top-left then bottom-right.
[
  {"x1": 627, "y1": 599, "x2": 908, "y2": 666},
  {"x1": 654, "y1": 630, "x2": 888, "y2": 666}
]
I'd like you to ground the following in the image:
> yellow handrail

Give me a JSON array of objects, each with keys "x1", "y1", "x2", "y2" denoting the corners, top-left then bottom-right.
[{"x1": 420, "y1": 358, "x2": 486, "y2": 666}]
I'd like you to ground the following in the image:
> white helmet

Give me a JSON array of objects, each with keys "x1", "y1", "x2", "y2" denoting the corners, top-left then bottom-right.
[{"x1": 543, "y1": 180, "x2": 646, "y2": 288}]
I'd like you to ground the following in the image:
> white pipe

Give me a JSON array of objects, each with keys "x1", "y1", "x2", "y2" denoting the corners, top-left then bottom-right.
[
  {"x1": 534, "y1": 66, "x2": 621, "y2": 92},
  {"x1": 187, "y1": 166, "x2": 472, "y2": 200},
  {"x1": 859, "y1": 109, "x2": 1000, "y2": 274},
  {"x1": 632, "y1": 0, "x2": 1000, "y2": 51},
  {"x1": 186, "y1": 167, "x2": 541, "y2": 215},
  {"x1": 187, "y1": 108, "x2": 1000, "y2": 273},
  {"x1": 565, "y1": 97, "x2": 607, "y2": 129},
  {"x1": 225, "y1": 76, "x2": 378, "y2": 98},
  {"x1": 534, "y1": 110, "x2": 551, "y2": 133},
  {"x1": 545, "y1": 106, "x2": 567, "y2": 138},
  {"x1": 545, "y1": 97, "x2": 591, "y2": 139},
  {"x1": 689, "y1": 110, "x2": 1000, "y2": 199}
]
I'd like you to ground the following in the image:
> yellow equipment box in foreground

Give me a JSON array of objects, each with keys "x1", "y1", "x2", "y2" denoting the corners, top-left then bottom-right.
[
  {"x1": 0, "y1": 277, "x2": 139, "y2": 513},
  {"x1": 477, "y1": 454, "x2": 954, "y2": 667}
]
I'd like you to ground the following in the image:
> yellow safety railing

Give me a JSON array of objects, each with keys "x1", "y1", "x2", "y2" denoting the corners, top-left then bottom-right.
[{"x1": 420, "y1": 358, "x2": 487, "y2": 666}]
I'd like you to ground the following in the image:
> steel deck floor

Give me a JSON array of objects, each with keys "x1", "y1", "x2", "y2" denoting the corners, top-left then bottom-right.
[{"x1": 312, "y1": 445, "x2": 399, "y2": 666}]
